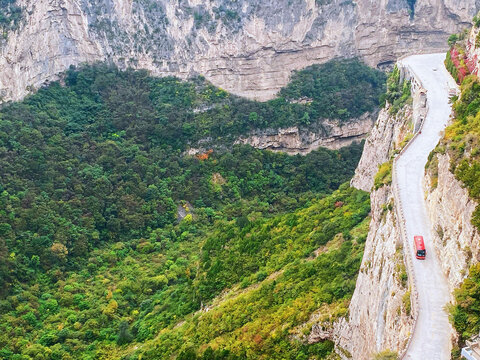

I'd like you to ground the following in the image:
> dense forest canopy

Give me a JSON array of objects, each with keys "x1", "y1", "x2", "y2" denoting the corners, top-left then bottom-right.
[
  {"x1": 0, "y1": 60, "x2": 381, "y2": 359},
  {"x1": 30, "y1": 60, "x2": 385, "y2": 150},
  {"x1": 0, "y1": 185, "x2": 370, "y2": 360}
]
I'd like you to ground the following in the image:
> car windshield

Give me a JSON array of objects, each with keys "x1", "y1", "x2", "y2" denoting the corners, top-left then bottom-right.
[{"x1": 417, "y1": 250, "x2": 425, "y2": 256}]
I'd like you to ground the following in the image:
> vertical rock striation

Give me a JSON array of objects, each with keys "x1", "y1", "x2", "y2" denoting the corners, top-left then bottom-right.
[
  {"x1": 334, "y1": 102, "x2": 415, "y2": 359},
  {"x1": 0, "y1": 0, "x2": 479, "y2": 103},
  {"x1": 425, "y1": 153, "x2": 480, "y2": 291},
  {"x1": 350, "y1": 104, "x2": 414, "y2": 191},
  {"x1": 334, "y1": 185, "x2": 413, "y2": 359},
  {"x1": 333, "y1": 62, "x2": 432, "y2": 358}
]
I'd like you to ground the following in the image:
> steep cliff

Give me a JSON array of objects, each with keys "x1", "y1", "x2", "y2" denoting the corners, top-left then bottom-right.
[
  {"x1": 350, "y1": 105, "x2": 413, "y2": 191},
  {"x1": 424, "y1": 33, "x2": 480, "y2": 291},
  {"x1": 233, "y1": 111, "x2": 376, "y2": 155},
  {"x1": 332, "y1": 102, "x2": 415, "y2": 359},
  {"x1": 327, "y1": 60, "x2": 437, "y2": 358},
  {"x1": 425, "y1": 152, "x2": 480, "y2": 291},
  {"x1": 333, "y1": 185, "x2": 413, "y2": 359},
  {"x1": 428, "y1": 22, "x2": 480, "y2": 355},
  {"x1": 0, "y1": 0, "x2": 478, "y2": 103}
]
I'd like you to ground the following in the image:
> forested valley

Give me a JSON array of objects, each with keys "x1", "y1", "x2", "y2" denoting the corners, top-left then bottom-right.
[{"x1": 0, "y1": 60, "x2": 385, "y2": 359}]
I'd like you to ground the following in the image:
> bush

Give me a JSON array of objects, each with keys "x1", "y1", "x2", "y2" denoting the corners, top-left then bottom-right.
[
  {"x1": 374, "y1": 161, "x2": 393, "y2": 190},
  {"x1": 374, "y1": 350, "x2": 399, "y2": 360},
  {"x1": 117, "y1": 320, "x2": 133, "y2": 345},
  {"x1": 381, "y1": 66, "x2": 412, "y2": 114},
  {"x1": 402, "y1": 290, "x2": 411, "y2": 316}
]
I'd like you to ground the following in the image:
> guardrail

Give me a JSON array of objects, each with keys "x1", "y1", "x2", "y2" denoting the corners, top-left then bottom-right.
[
  {"x1": 392, "y1": 60, "x2": 428, "y2": 359},
  {"x1": 392, "y1": 163, "x2": 420, "y2": 360}
]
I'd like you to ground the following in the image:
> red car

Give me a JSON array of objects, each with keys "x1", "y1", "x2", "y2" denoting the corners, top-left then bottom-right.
[{"x1": 414, "y1": 235, "x2": 426, "y2": 260}]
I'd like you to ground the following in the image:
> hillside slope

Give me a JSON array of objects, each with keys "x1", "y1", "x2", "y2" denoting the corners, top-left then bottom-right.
[{"x1": 0, "y1": 61, "x2": 378, "y2": 360}]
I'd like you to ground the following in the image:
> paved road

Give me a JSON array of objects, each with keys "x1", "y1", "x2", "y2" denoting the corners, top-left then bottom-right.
[{"x1": 396, "y1": 54, "x2": 457, "y2": 360}]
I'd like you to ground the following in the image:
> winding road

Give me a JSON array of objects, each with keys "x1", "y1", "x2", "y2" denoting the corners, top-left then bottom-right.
[{"x1": 396, "y1": 54, "x2": 458, "y2": 359}]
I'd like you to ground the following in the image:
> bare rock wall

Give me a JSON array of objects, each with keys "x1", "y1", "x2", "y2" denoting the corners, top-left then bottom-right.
[{"x1": 0, "y1": 0, "x2": 478, "y2": 103}]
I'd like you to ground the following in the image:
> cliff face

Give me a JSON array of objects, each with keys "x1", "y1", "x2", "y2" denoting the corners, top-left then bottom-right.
[
  {"x1": 331, "y1": 59, "x2": 437, "y2": 358},
  {"x1": 463, "y1": 24, "x2": 480, "y2": 76},
  {"x1": 425, "y1": 153, "x2": 480, "y2": 291},
  {"x1": 333, "y1": 101, "x2": 415, "y2": 359},
  {"x1": 334, "y1": 185, "x2": 413, "y2": 359},
  {"x1": 0, "y1": 0, "x2": 478, "y2": 103},
  {"x1": 350, "y1": 105, "x2": 413, "y2": 191},
  {"x1": 429, "y1": 25, "x2": 480, "y2": 290},
  {"x1": 233, "y1": 111, "x2": 377, "y2": 155}
]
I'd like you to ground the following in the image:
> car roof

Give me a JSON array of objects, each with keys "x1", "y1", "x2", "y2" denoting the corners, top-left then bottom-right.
[{"x1": 414, "y1": 236, "x2": 425, "y2": 247}]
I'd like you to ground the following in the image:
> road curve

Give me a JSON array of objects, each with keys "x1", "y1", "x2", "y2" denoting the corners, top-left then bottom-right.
[{"x1": 396, "y1": 54, "x2": 458, "y2": 360}]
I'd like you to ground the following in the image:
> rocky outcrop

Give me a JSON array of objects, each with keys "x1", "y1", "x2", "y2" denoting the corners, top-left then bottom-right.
[
  {"x1": 463, "y1": 24, "x2": 480, "y2": 76},
  {"x1": 425, "y1": 153, "x2": 480, "y2": 290},
  {"x1": 351, "y1": 58, "x2": 429, "y2": 191},
  {"x1": 350, "y1": 105, "x2": 414, "y2": 191},
  {"x1": 0, "y1": 0, "x2": 478, "y2": 103},
  {"x1": 234, "y1": 111, "x2": 376, "y2": 155},
  {"x1": 334, "y1": 185, "x2": 413, "y2": 359},
  {"x1": 333, "y1": 102, "x2": 416, "y2": 359}
]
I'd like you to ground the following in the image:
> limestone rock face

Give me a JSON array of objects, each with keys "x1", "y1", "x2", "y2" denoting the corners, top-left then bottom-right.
[
  {"x1": 429, "y1": 21, "x2": 480, "y2": 290},
  {"x1": 463, "y1": 24, "x2": 480, "y2": 76},
  {"x1": 0, "y1": 0, "x2": 479, "y2": 103},
  {"x1": 334, "y1": 185, "x2": 413, "y2": 359},
  {"x1": 425, "y1": 153, "x2": 480, "y2": 290},
  {"x1": 333, "y1": 101, "x2": 415, "y2": 358},
  {"x1": 351, "y1": 104, "x2": 414, "y2": 191},
  {"x1": 234, "y1": 111, "x2": 377, "y2": 155}
]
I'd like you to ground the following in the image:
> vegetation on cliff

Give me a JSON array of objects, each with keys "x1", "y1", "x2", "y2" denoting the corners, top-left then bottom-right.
[
  {"x1": 440, "y1": 75, "x2": 480, "y2": 232},
  {"x1": 0, "y1": 0, "x2": 22, "y2": 36},
  {"x1": 445, "y1": 47, "x2": 471, "y2": 84},
  {"x1": 0, "y1": 61, "x2": 378, "y2": 359},
  {"x1": 381, "y1": 65, "x2": 412, "y2": 115},
  {"x1": 450, "y1": 263, "x2": 480, "y2": 343},
  {"x1": 442, "y1": 48, "x2": 480, "y2": 353},
  {"x1": 445, "y1": 28, "x2": 474, "y2": 84},
  {"x1": 373, "y1": 161, "x2": 393, "y2": 190},
  {"x1": 442, "y1": 76, "x2": 480, "y2": 350}
]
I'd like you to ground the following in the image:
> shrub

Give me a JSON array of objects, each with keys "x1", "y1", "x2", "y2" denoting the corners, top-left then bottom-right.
[
  {"x1": 374, "y1": 350, "x2": 399, "y2": 360},
  {"x1": 374, "y1": 161, "x2": 393, "y2": 190},
  {"x1": 117, "y1": 320, "x2": 133, "y2": 345}
]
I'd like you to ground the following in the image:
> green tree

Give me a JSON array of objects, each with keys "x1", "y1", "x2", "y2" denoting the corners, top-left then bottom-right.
[{"x1": 117, "y1": 320, "x2": 133, "y2": 345}]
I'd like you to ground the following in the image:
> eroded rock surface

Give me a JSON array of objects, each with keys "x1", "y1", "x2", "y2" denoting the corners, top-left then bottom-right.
[
  {"x1": 425, "y1": 153, "x2": 480, "y2": 290},
  {"x1": 333, "y1": 185, "x2": 413, "y2": 359},
  {"x1": 350, "y1": 105, "x2": 414, "y2": 191},
  {"x1": 234, "y1": 111, "x2": 376, "y2": 154},
  {"x1": 0, "y1": 0, "x2": 478, "y2": 102}
]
